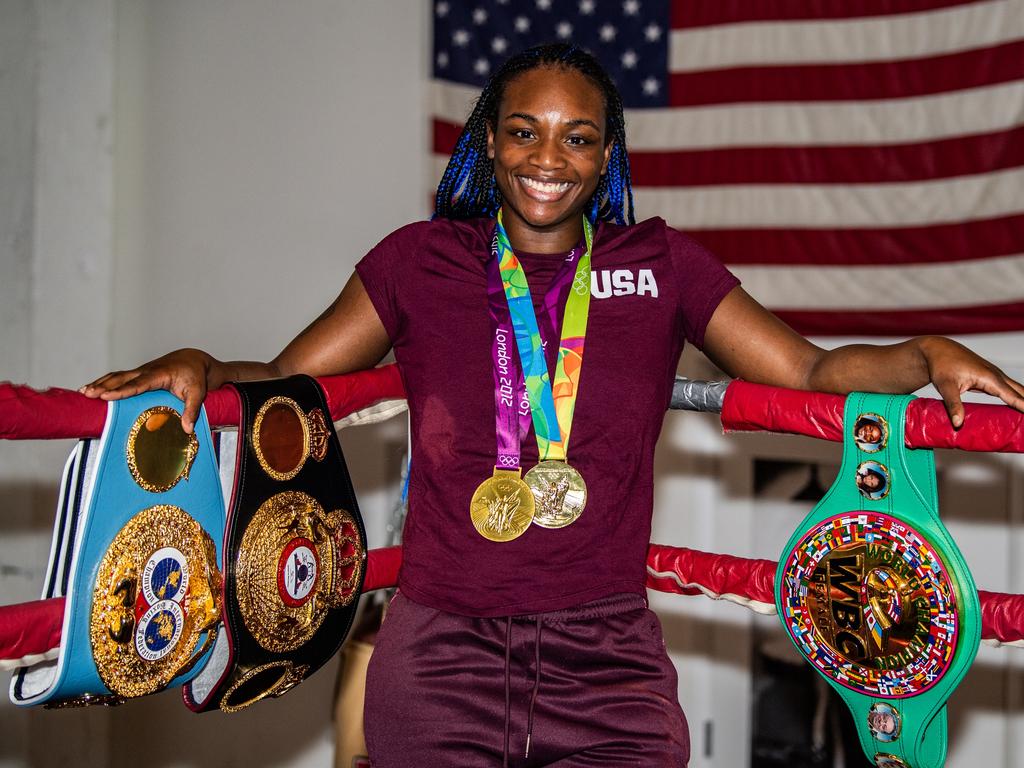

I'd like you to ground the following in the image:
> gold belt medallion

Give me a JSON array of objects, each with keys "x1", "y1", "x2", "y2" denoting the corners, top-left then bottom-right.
[
  {"x1": 873, "y1": 755, "x2": 911, "y2": 768},
  {"x1": 90, "y1": 505, "x2": 222, "y2": 698},
  {"x1": 252, "y1": 397, "x2": 331, "y2": 480},
  {"x1": 219, "y1": 660, "x2": 310, "y2": 713},
  {"x1": 126, "y1": 407, "x2": 199, "y2": 493},
  {"x1": 307, "y1": 407, "x2": 331, "y2": 462},
  {"x1": 780, "y1": 512, "x2": 959, "y2": 697},
  {"x1": 524, "y1": 460, "x2": 587, "y2": 528},
  {"x1": 470, "y1": 468, "x2": 536, "y2": 542},
  {"x1": 235, "y1": 490, "x2": 365, "y2": 654}
]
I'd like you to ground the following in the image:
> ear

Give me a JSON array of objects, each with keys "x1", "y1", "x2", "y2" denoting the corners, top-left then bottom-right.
[
  {"x1": 486, "y1": 122, "x2": 495, "y2": 160},
  {"x1": 600, "y1": 140, "x2": 613, "y2": 176}
]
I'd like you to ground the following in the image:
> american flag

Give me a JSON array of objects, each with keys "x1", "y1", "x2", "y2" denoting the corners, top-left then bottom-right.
[{"x1": 431, "y1": 0, "x2": 1024, "y2": 336}]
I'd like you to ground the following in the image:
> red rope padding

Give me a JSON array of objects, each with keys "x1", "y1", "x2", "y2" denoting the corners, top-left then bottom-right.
[
  {"x1": 3, "y1": 372, "x2": 1024, "y2": 662},
  {"x1": 363, "y1": 545, "x2": 402, "y2": 593},
  {"x1": 3, "y1": 544, "x2": 1021, "y2": 666},
  {"x1": 977, "y1": 590, "x2": 1024, "y2": 646},
  {"x1": 6, "y1": 370, "x2": 1024, "y2": 453},
  {"x1": 1, "y1": 545, "x2": 405, "y2": 665},
  {"x1": 721, "y1": 379, "x2": 1024, "y2": 453},
  {"x1": 645, "y1": 543, "x2": 775, "y2": 604},
  {"x1": 643, "y1": 544, "x2": 1024, "y2": 645},
  {"x1": 0, "y1": 599, "x2": 64, "y2": 664},
  {"x1": 0, "y1": 364, "x2": 406, "y2": 440}
]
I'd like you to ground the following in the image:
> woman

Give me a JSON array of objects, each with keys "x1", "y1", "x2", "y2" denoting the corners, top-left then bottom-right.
[{"x1": 83, "y1": 45, "x2": 1024, "y2": 767}]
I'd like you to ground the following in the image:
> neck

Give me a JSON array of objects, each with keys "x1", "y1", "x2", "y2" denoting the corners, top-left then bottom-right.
[{"x1": 501, "y1": 210, "x2": 584, "y2": 254}]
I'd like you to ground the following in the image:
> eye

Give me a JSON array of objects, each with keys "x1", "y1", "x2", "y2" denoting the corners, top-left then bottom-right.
[
  {"x1": 510, "y1": 128, "x2": 534, "y2": 140},
  {"x1": 566, "y1": 135, "x2": 591, "y2": 146}
]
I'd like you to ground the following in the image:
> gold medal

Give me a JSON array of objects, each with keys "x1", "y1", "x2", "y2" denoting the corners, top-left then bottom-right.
[
  {"x1": 524, "y1": 460, "x2": 587, "y2": 528},
  {"x1": 469, "y1": 468, "x2": 535, "y2": 542}
]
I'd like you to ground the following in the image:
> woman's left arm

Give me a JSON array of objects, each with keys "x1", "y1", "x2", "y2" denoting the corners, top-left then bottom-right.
[{"x1": 702, "y1": 286, "x2": 1024, "y2": 428}]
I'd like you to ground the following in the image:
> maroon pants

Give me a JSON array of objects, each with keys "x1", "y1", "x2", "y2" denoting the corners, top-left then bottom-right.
[{"x1": 363, "y1": 592, "x2": 689, "y2": 767}]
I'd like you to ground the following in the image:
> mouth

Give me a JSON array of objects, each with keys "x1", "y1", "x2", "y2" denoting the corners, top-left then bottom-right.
[{"x1": 516, "y1": 175, "x2": 575, "y2": 202}]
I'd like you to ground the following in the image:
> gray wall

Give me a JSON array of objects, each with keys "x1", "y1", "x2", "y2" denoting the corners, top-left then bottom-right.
[{"x1": 0, "y1": 2, "x2": 426, "y2": 766}]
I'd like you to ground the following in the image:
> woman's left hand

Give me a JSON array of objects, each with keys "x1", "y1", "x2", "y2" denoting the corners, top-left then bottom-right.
[
  {"x1": 916, "y1": 336, "x2": 1024, "y2": 428},
  {"x1": 703, "y1": 287, "x2": 1024, "y2": 429}
]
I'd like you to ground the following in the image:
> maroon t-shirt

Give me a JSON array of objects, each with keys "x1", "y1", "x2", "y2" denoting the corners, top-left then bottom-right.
[{"x1": 356, "y1": 216, "x2": 739, "y2": 616}]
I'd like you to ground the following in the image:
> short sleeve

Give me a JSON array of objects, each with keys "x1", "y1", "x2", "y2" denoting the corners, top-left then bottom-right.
[
  {"x1": 667, "y1": 226, "x2": 740, "y2": 349},
  {"x1": 355, "y1": 223, "x2": 424, "y2": 344}
]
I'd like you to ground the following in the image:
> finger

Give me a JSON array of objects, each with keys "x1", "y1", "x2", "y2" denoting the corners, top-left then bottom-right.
[
  {"x1": 80, "y1": 370, "x2": 139, "y2": 395},
  {"x1": 968, "y1": 371, "x2": 1024, "y2": 413},
  {"x1": 932, "y1": 379, "x2": 965, "y2": 429},
  {"x1": 178, "y1": 383, "x2": 205, "y2": 435},
  {"x1": 97, "y1": 371, "x2": 170, "y2": 401},
  {"x1": 1001, "y1": 375, "x2": 1024, "y2": 409}
]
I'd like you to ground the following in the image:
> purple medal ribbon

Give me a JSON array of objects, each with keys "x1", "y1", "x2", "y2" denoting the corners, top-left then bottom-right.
[
  {"x1": 536, "y1": 247, "x2": 581, "y2": 344},
  {"x1": 486, "y1": 233, "x2": 582, "y2": 470}
]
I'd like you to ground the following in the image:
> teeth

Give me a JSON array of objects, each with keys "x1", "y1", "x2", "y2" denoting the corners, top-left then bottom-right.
[{"x1": 520, "y1": 177, "x2": 571, "y2": 194}]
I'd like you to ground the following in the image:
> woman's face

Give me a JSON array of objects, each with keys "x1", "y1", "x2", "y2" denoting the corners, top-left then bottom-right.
[
  {"x1": 860, "y1": 472, "x2": 882, "y2": 491},
  {"x1": 487, "y1": 66, "x2": 611, "y2": 239},
  {"x1": 869, "y1": 712, "x2": 897, "y2": 734},
  {"x1": 856, "y1": 423, "x2": 882, "y2": 444}
]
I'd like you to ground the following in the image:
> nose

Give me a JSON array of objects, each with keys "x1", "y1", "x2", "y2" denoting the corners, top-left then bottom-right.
[{"x1": 528, "y1": 135, "x2": 567, "y2": 170}]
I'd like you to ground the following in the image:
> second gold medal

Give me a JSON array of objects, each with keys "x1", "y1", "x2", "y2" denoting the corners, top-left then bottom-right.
[{"x1": 525, "y1": 459, "x2": 587, "y2": 528}]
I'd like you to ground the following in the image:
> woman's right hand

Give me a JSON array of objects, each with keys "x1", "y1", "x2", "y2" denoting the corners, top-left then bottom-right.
[
  {"x1": 78, "y1": 272, "x2": 393, "y2": 434},
  {"x1": 80, "y1": 348, "x2": 217, "y2": 433}
]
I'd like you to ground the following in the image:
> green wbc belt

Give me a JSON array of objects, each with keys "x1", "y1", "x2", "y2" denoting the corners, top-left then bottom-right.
[{"x1": 775, "y1": 393, "x2": 980, "y2": 768}]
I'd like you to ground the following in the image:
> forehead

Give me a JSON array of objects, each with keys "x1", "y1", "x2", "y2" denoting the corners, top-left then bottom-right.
[{"x1": 499, "y1": 66, "x2": 606, "y2": 122}]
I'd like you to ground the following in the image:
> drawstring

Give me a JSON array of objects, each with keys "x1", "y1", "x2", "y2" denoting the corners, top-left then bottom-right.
[
  {"x1": 499, "y1": 595, "x2": 641, "y2": 765},
  {"x1": 503, "y1": 616, "x2": 512, "y2": 768},
  {"x1": 525, "y1": 616, "x2": 542, "y2": 759},
  {"x1": 503, "y1": 616, "x2": 545, "y2": 765}
]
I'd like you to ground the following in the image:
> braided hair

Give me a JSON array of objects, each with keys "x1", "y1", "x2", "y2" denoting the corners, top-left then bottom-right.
[{"x1": 434, "y1": 43, "x2": 635, "y2": 226}]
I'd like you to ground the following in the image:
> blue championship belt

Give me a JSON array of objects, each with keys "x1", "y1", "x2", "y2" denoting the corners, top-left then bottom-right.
[
  {"x1": 184, "y1": 375, "x2": 366, "y2": 713},
  {"x1": 776, "y1": 393, "x2": 981, "y2": 768},
  {"x1": 10, "y1": 391, "x2": 225, "y2": 707}
]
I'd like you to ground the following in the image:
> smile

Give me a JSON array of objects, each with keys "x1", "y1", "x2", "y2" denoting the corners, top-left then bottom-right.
[{"x1": 517, "y1": 176, "x2": 574, "y2": 199}]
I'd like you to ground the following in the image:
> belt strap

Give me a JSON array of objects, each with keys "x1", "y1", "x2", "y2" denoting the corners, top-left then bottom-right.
[
  {"x1": 776, "y1": 393, "x2": 981, "y2": 768},
  {"x1": 184, "y1": 375, "x2": 366, "y2": 713},
  {"x1": 10, "y1": 391, "x2": 225, "y2": 707}
]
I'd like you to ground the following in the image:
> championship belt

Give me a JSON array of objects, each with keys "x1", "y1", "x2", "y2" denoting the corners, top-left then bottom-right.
[
  {"x1": 10, "y1": 392, "x2": 225, "y2": 707},
  {"x1": 776, "y1": 393, "x2": 981, "y2": 768},
  {"x1": 184, "y1": 375, "x2": 366, "y2": 713}
]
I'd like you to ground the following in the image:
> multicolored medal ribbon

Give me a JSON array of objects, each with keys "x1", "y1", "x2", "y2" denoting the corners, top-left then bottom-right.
[{"x1": 469, "y1": 210, "x2": 593, "y2": 542}]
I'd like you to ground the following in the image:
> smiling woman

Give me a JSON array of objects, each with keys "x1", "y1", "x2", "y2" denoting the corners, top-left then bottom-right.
[
  {"x1": 434, "y1": 44, "x2": 635, "y2": 238},
  {"x1": 82, "y1": 41, "x2": 1024, "y2": 768},
  {"x1": 485, "y1": 67, "x2": 611, "y2": 252}
]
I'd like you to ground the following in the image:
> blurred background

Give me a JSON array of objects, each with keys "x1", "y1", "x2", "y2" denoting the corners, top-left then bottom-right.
[{"x1": 1, "y1": 1, "x2": 1022, "y2": 765}]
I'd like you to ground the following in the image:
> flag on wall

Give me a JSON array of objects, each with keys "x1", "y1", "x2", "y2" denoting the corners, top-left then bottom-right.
[{"x1": 431, "y1": 0, "x2": 1024, "y2": 336}]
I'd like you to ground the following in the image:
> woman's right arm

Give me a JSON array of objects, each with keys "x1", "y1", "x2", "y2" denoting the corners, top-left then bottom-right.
[{"x1": 81, "y1": 273, "x2": 391, "y2": 432}]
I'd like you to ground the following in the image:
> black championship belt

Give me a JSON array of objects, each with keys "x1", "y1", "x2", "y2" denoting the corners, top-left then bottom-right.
[{"x1": 184, "y1": 375, "x2": 366, "y2": 712}]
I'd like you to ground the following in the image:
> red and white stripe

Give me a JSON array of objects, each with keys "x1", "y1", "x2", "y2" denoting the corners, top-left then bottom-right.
[{"x1": 430, "y1": 0, "x2": 1024, "y2": 335}]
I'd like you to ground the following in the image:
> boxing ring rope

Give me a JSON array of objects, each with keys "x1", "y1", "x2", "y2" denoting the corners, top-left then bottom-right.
[{"x1": 2, "y1": 364, "x2": 1024, "y2": 670}]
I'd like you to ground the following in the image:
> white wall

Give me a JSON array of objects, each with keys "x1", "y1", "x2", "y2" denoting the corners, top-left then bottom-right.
[
  {"x1": 1, "y1": 2, "x2": 427, "y2": 766},
  {"x1": 0, "y1": 2, "x2": 117, "y2": 765},
  {"x1": 111, "y1": 0, "x2": 432, "y2": 366}
]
